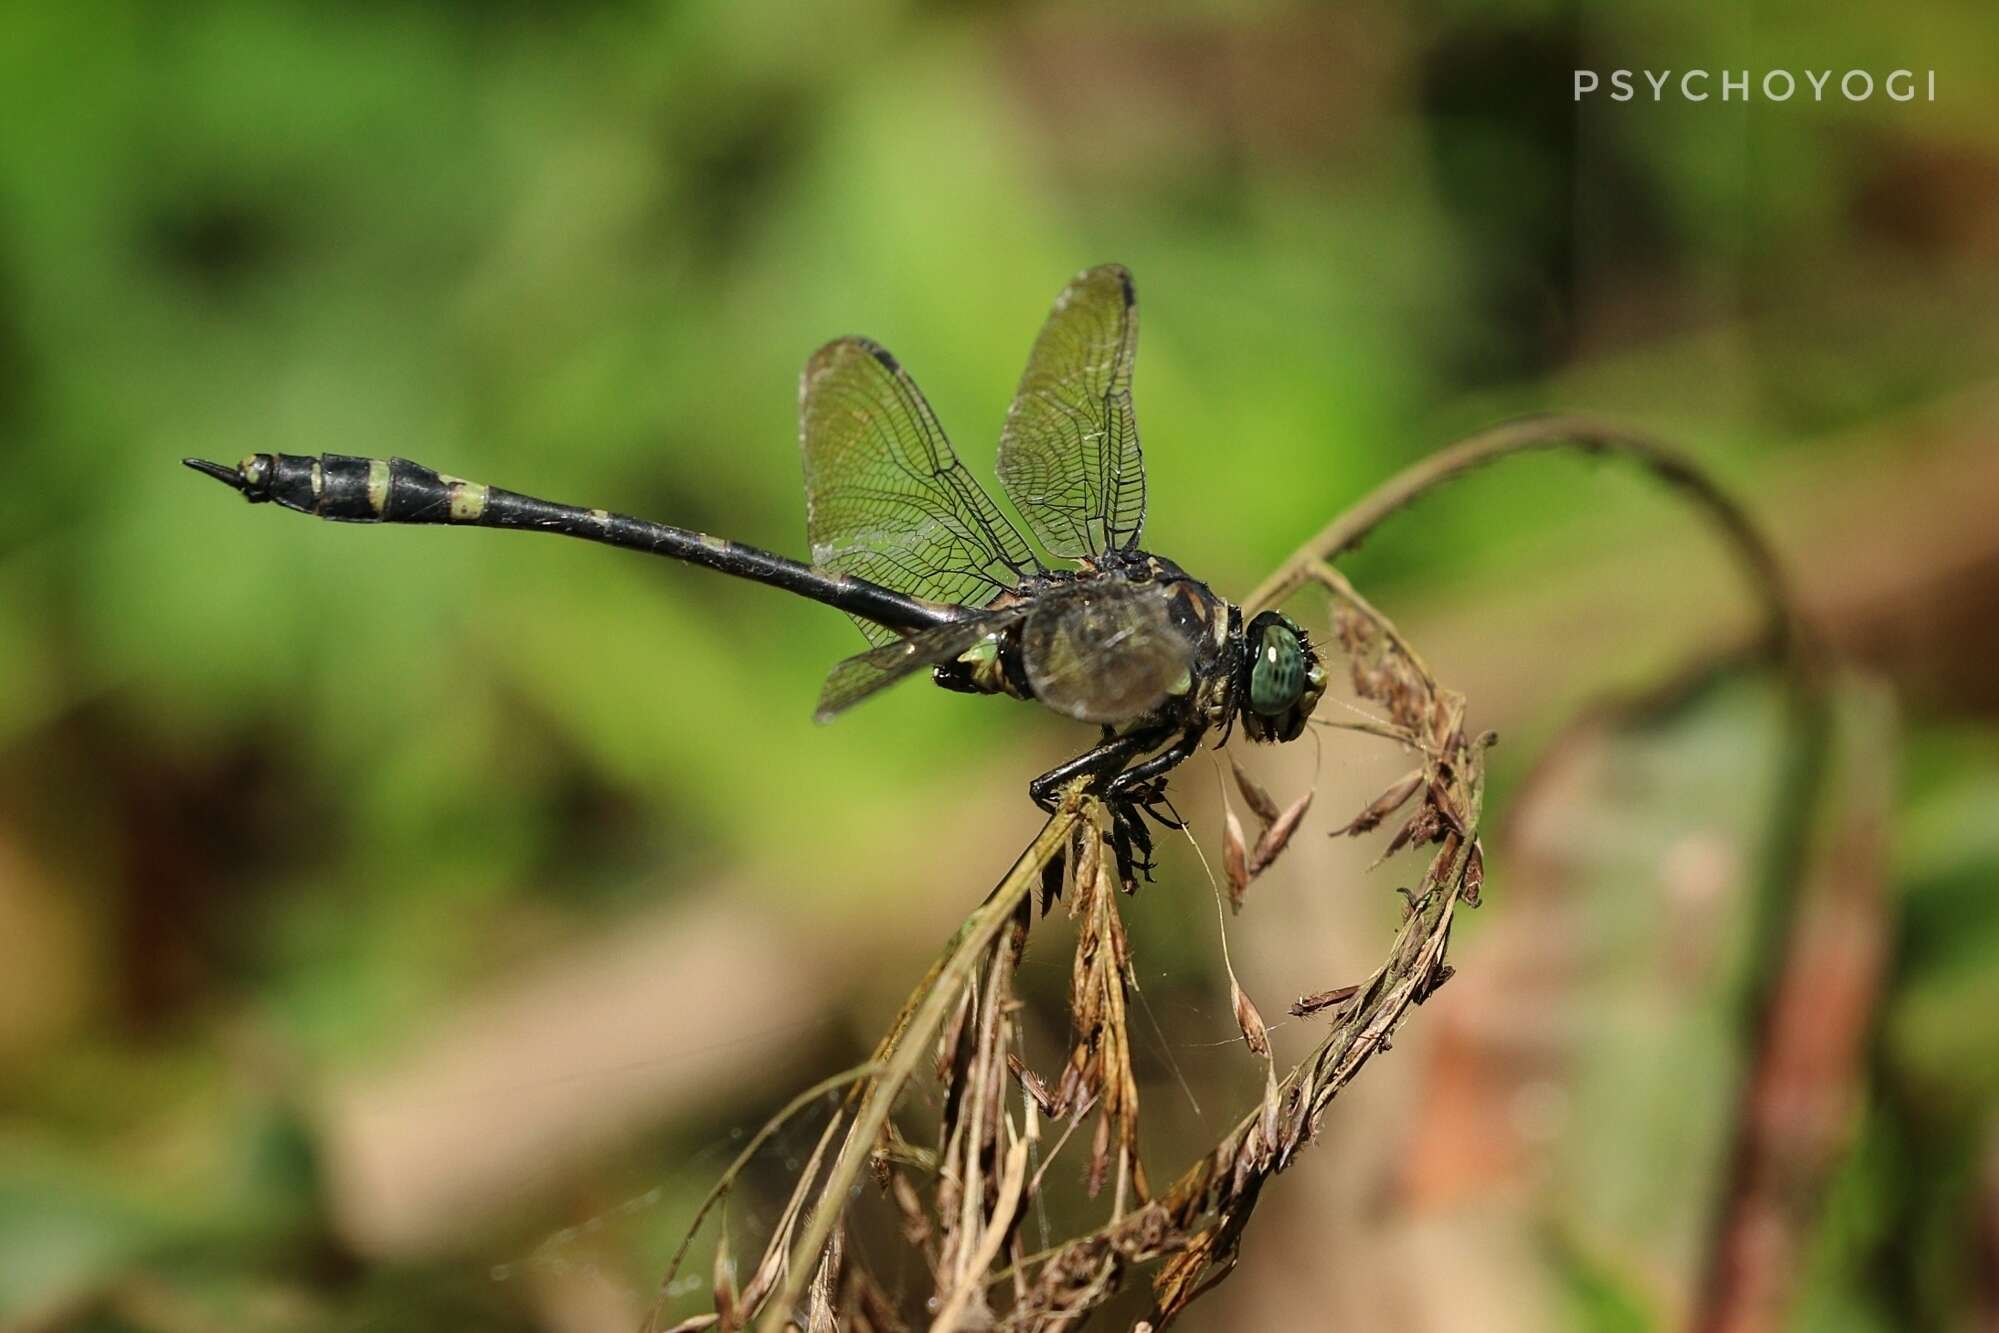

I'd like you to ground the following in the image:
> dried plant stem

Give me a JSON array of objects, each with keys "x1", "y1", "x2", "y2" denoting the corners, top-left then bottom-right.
[
  {"x1": 1251, "y1": 413, "x2": 1843, "y2": 1330},
  {"x1": 1242, "y1": 413, "x2": 1800, "y2": 652},
  {"x1": 1694, "y1": 685, "x2": 1893, "y2": 1333},
  {"x1": 752, "y1": 808, "x2": 1081, "y2": 1333},
  {"x1": 931, "y1": 1129, "x2": 1030, "y2": 1329},
  {"x1": 646, "y1": 1063, "x2": 884, "y2": 1332}
]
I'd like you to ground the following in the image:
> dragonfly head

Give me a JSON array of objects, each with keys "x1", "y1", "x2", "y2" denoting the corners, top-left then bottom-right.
[{"x1": 1239, "y1": 610, "x2": 1325, "y2": 744}]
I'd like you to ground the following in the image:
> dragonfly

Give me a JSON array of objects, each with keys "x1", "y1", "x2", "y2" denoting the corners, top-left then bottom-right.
[{"x1": 185, "y1": 264, "x2": 1327, "y2": 878}]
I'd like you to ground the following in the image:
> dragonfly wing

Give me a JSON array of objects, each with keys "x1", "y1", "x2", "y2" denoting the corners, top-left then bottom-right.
[
  {"x1": 802, "y1": 337, "x2": 1041, "y2": 646},
  {"x1": 995, "y1": 264, "x2": 1145, "y2": 559},
  {"x1": 815, "y1": 610, "x2": 1025, "y2": 723},
  {"x1": 1021, "y1": 581, "x2": 1193, "y2": 725}
]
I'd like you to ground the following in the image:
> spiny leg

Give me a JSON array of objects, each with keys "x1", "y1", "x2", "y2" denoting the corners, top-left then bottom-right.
[
  {"x1": 1102, "y1": 726, "x2": 1210, "y2": 883},
  {"x1": 1107, "y1": 803, "x2": 1156, "y2": 888},
  {"x1": 1029, "y1": 723, "x2": 1209, "y2": 885},
  {"x1": 1027, "y1": 729, "x2": 1162, "y2": 812},
  {"x1": 1029, "y1": 727, "x2": 1175, "y2": 888},
  {"x1": 1105, "y1": 725, "x2": 1209, "y2": 829}
]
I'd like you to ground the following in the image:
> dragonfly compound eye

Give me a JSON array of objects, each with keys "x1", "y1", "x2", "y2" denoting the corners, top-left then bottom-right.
[{"x1": 1250, "y1": 621, "x2": 1306, "y2": 716}]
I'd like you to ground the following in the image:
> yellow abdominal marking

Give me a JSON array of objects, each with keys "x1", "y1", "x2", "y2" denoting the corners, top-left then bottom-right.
[
  {"x1": 448, "y1": 481, "x2": 489, "y2": 522},
  {"x1": 367, "y1": 459, "x2": 391, "y2": 513},
  {"x1": 591, "y1": 508, "x2": 612, "y2": 531}
]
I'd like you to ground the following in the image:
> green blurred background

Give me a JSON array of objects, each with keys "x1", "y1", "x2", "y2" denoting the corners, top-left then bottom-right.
[{"x1": 4, "y1": 2, "x2": 1997, "y2": 1329}]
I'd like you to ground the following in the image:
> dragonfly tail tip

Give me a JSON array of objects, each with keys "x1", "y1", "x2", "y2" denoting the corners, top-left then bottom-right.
[{"x1": 182, "y1": 457, "x2": 246, "y2": 491}]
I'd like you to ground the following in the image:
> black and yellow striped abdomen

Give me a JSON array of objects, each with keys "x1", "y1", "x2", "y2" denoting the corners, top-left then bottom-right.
[
  {"x1": 238, "y1": 453, "x2": 496, "y2": 525},
  {"x1": 189, "y1": 451, "x2": 960, "y2": 637}
]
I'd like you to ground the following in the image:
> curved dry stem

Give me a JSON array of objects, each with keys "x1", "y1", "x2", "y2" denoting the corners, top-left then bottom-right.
[
  {"x1": 1243, "y1": 412, "x2": 1805, "y2": 665},
  {"x1": 1239, "y1": 413, "x2": 1833, "y2": 1331}
]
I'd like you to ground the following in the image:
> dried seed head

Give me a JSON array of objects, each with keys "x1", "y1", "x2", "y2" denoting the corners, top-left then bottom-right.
[
  {"x1": 1379, "y1": 803, "x2": 1443, "y2": 864},
  {"x1": 1231, "y1": 976, "x2": 1271, "y2": 1058},
  {"x1": 1230, "y1": 757, "x2": 1281, "y2": 826},
  {"x1": 1249, "y1": 789, "x2": 1314, "y2": 874},
  {"x1": 1008, "y1": 1053, "x2": 1062, "y2": 1118},
  {"x1": 1330, "y1": 768, "x2": 1423, "y2": 838},
  {"x1": 1427, "y1": 774, "x2": 1468, "y2": 837},
  {"x1": 1086, "y1": 1110, "x2": 1112, "y2": 1198},
  {"x1": 1461, "y1": 839, "x2": 1485, "y2": 906},
  {"x1": 1072, "y1": 831, "x2": 1102, "y2": 921},
  {"x1": 1290, "y1": 983, "x2": 1360, "y2": 1018},
  {"x1": 711, "y1": 1236, "x2": 738, "y2": 1328},
  {"x1": 1415, "y1": 961, "x2": 1456, "y2": 1004},
  {"x1": 662, "y1": 1314, "x2": 722, "y2": 1333},
  {"x1": 1259, "y1": 1068, "x2": 1281, "y2": 1152},
  {"x1": 1223, "y1": 807, "x2": 1250, "y2": 909},
  {"x1": 1334, "y1": 605, "x2": 1369, "y2": 655}
]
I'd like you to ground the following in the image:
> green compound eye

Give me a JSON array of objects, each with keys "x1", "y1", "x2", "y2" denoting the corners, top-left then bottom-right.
[{"x1": 1249, "y1": 621, "x2": 1306, "y2": 716}]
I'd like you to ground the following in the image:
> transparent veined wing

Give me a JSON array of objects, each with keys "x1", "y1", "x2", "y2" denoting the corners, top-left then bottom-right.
[
  {"x1": 802, "y1": 337, "x2": 1041, "y2": 646},
  {"x1": 1020, "y1": 579, "x2": 1192, "y2": 725},
  {"x1": 995, "y1": 264, "x2": 1145, "y2": 560},
  {"x1": 815, "y1": 610, "x2": 1025, "y2": 723}
]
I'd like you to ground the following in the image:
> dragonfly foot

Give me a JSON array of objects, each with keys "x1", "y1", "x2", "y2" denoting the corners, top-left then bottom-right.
[{"x1": 1107, "y1": 803, "x2": 1157, "y2": 889}]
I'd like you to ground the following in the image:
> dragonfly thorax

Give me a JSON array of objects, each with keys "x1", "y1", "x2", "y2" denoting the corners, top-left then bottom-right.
[{"x1": 928, "y1": 554, "x2": 1244, "y2": 732}]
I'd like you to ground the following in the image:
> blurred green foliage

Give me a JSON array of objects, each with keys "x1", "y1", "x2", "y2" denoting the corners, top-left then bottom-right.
[{"x1": 3, "y1": 1, "x2": 1997, "y2": 1329}]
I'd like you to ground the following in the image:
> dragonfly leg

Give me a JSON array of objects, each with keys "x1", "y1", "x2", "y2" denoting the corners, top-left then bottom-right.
[
  {"x1": 1032, "y1": 725, "x2": 1189, "y2": 886},
  {"x1": 1027, "y1": 730, "x2": 1162, "y2": 812},
  {"x1": 1104, "y1": 725, "x2": 1207, "y2": 814},
  {"x1": 1096, "y1": 727, "x2": 1208, "y2": 884}
]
